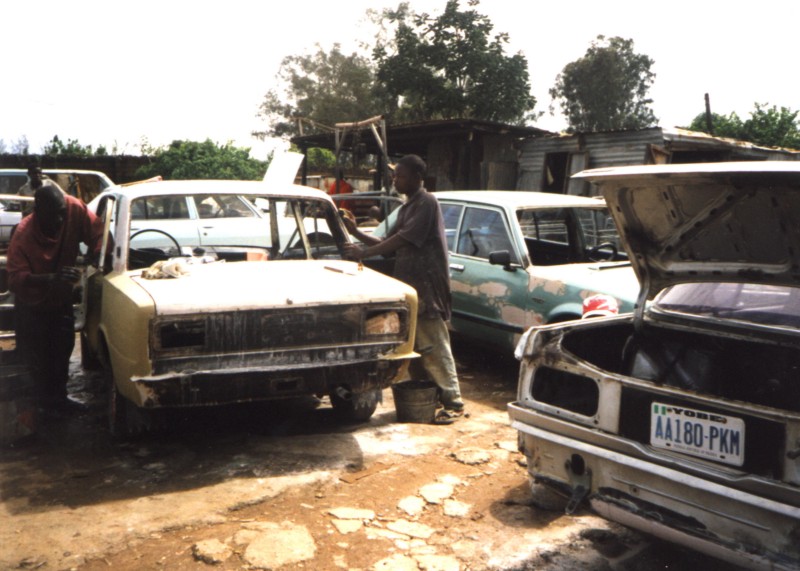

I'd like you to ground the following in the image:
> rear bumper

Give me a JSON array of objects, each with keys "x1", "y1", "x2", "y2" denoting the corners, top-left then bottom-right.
[{"x1": 508, "y1": 402, "x2": 800, "y2": 571}]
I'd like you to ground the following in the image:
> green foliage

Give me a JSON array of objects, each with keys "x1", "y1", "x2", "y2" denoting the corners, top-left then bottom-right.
[
  {"x1": 303, "y1": 147, "x2": 336, "y2": 170},
  {"x1": 42, "y1": 135, "x2": 104, "y2": 157},
  {"x1": 688, "y1": 103, "x2": 800, "y2": 149},
  {"x1": 373, "y1": 0, "x2": 536, "y2": 124},
  {"x1": 255, "y1": 44, "x2": 387, "y2": 139},
  {"x1": 134, "y1": 140, "x2": 267, "y2": 181},
  {"x1": 550, "y1": 35, "x2": 657, "y2": 132}
]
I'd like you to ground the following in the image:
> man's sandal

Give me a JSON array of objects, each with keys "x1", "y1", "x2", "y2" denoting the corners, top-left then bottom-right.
[{"x1": 433, "y1": 408, "x2": 464, "y2": 425}]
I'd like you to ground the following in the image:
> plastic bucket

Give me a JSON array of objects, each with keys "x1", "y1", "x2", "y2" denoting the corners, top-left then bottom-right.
[{"x1": 391, "y1": 380, "x2": 438, "y2": 424}]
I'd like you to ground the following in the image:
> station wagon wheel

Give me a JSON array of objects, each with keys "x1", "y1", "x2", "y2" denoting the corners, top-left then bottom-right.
[
  {"x1": 330, "y1": 387, "x2": 381, "y2": 423},
  {"x1": 587, "y1": 241, "x2": 618, "y2": 261},
  {"x1": 129, "y1": 228, "x2": 182, "y2": 255}
]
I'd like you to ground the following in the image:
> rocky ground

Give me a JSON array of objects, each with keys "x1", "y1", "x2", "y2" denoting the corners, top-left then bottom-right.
[{"x1": 0, "y1": 339, "x2": 740, "y2": 571}]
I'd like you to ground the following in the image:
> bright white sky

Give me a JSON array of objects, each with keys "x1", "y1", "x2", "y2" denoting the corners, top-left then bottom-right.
[{"x1": 3, "y1": 0, "x2": 798, "y2": 158}]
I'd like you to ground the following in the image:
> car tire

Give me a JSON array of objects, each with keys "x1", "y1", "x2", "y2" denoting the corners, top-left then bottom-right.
[
  {"x1": 80, "y1": 331, "x2": 101, "y2": 370},
  {"x1": 330, "y1": 387, "x2": 381, "y2": 423}
]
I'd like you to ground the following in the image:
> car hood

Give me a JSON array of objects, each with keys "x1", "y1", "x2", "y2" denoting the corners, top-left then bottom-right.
[
  {"x1": 130, "y1": 260, "x2": 414, "y2": 315},
  {"x1": 575, "y1": 162, "x2": 800, "y2": 301}
]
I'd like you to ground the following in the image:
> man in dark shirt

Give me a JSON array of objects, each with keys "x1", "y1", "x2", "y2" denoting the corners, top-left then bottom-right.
[
  {"x1": 344, "y1": 154, "x2": 464, "y2": 423},
  {"x1": 7, "y1": 185, "x2": 103, "y2": 414}
]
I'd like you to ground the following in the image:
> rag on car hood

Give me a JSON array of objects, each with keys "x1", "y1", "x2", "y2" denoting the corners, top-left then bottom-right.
[
  {"x1": 130, "y1": 260, "x2": 413, "y2": 315},
  {"x1": 576, "y1": 162, "x2": 800, "y2": 301}
]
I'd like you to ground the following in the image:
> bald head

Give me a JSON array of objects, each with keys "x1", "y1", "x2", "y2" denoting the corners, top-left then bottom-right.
[{"x1": 34, "y1": 184, "x2": 67, "y2": 237}]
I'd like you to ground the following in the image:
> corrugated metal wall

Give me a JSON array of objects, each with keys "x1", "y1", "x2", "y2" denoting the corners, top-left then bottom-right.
[{"x1": 518, "y1": 129, "x2": 664, "y2": 194}]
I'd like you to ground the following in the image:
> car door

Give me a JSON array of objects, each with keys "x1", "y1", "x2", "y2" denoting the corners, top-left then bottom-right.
[
  {"x1": 446, "y1": 202, "x2": 533, "y2": 350},
  {"x1": 129, "y1": 195, "x2": 200, "y2": 252}
]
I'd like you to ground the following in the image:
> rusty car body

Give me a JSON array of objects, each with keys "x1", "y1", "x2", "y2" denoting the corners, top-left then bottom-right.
[
  {"x1": 509, "y1": 162, "x2": 800, "y2": 570},
  {"x1": 82, "y1": 179, "x2": 418, "y2": 435},
  {"x1": 375, "y1": 191, "x2": 639, "y2": 351}
]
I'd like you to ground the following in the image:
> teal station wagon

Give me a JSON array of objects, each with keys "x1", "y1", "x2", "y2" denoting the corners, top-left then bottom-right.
[{"x1": 374, "y1": 190, "x2": 639, "y2": 351}]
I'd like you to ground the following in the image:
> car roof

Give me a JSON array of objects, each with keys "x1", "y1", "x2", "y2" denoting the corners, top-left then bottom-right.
[
  {"x1": 433, "y1": 190, "x2": 607, "y2": 209},
  {"x1": 100, "y1": 179, "x2": 332, "y2": 201}
]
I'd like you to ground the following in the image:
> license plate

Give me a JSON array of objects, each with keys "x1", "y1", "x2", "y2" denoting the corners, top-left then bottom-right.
[{"x1": 650, "y1": 402, "x2": 745, "y2": 466}]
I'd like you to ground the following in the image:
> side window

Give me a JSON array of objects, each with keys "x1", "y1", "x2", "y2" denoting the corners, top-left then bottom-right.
[
  {"x1": 132, "y1": 197, "x2": 190, "y2": 220},
  {"x1": 440, "y1": 203, "x2": 463, "y2": 251},
  {"x1": 455, "y1": 207, "x2": 516, "y2": 261},
  {"x1": 194, "y1": 195, "x2": 256, "y2": 218},
  {"x1": 518, "y1": 209, "x2": 569, "y2": 245}
]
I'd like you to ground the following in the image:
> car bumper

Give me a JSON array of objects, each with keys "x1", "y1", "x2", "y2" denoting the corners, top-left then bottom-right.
[
  {"x1": 508, "y1": 402, "x2": 800, "y2": 571},
  {"x1": 126, "y1": 358, "x2": 409, "y2": 408}
]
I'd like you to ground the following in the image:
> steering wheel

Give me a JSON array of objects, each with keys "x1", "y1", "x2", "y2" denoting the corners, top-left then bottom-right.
[
  {"x1": 588, "y1": 242, "x2": 618, "y2": 261},
  {"x1": 130, "y1": 228, "x2": 182, "y2": 254}
]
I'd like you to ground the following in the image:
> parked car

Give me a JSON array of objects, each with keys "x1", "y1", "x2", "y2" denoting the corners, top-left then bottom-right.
[
  {"x1": 509, "y1": 162, "x2": 800, "y2": 570},
  {"x1": 88, "y1": 183, "x2": 334, "y2": 252},
  {"x1": 0, "y1": 194, "x2": 33, "y2": 249},
  {"x1": 372, "y1": 190, "x2": 639, "y2": 351},
  {"x1": 0, "y1": 168, "x2": 113, "y2": 203},
  {"x1": 82, "y1": 178, "x2": 418, "y2": 436}
]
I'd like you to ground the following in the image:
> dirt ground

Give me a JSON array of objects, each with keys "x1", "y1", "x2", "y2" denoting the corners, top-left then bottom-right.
[{"x1": 1, "y1": 338, "x2": 740, "y2": 571}]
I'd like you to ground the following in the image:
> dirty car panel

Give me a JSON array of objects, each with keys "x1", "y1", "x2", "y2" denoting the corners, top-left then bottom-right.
[
  {"x1": 509, "y1": 163, "x2": 800, "y2": 571},
  {"x1": 83, "y1": 179, "x2": 417, "y2": 433},
  {"x1": 371, "y1": 191, "x2": 639, "y2": 352}
]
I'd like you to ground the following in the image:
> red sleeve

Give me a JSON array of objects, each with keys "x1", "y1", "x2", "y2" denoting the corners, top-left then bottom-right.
[{"x1": 6, "y1": 217, "x2": 34, "y2": 294}]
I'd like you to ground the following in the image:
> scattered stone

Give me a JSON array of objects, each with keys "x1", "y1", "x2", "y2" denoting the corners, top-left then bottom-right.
[
  {"x1": 387, "y1": 519, "x2": 436, "y2": 540},
  {"x1": 495, "y1": 440, "x2": 519, "y2": 453},
  {"x1": 451, "y1": 447, "x2": 491, "y2": 465},
  {"x1": 328, "y1": 507, "x2": 376, "y2": 521},
  {"x1": 436, "y1": 474, "x2": 463, "y2": 486},
  {"x1": 232, "y1": 529, "x2": 260, "y2": 546},
  {"x1": 373, "y1": 554, "x2": 418, "y2": 570},
  {"x1": 365, "y1": 527, "x2": 410, "y2": 541},
  {"x1": 331, "y1": 519, "x2": 363, "y2": 534},
  {"x1": 415, "y1": 554, "x2": 461, "y2": 571},
  {"x1": 397, "y1": 495, "x2": 426, "y2": 517},
  {"x1": 450, "y1": 538, "x2": 480, "y2": 560},
  {"x1": 242, "y1": 522, "x2": 316, "y2": 569},
  {"x1": 443, "y1": 500, "x2": 471, "y2": 518},
  {"x1": 419, "y1": 482, "x2": 453, "y2": 504},
  {"x1": 192, "y1": 539, "x2": 232, "y2": 564},
  {"x1": 409, "y1": 542, "x2": 436, "y2": 555}
]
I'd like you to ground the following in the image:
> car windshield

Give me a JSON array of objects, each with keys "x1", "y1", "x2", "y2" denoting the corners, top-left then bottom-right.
[
  {"x1": 655, "y1": 282, "x2": 800, "y2": 330},
  {"x1": 120, "y1": 192, "x2": 343, "y2": 270}
]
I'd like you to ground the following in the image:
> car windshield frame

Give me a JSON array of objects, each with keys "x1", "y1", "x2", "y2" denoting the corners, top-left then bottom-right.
[{"x1": 652, "y1": 282, "x2": 800, "y2": 334}]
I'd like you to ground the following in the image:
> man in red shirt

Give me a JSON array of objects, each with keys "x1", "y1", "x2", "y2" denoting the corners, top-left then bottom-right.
[
  {"x1": 7, "y1": 185, "x2": 104, "y2": 414},
  {"x1": 328, "y1": 170, "x2": 354, "y2": 212}
]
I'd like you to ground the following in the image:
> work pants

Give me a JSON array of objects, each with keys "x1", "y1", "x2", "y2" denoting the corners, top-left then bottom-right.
[
  {"x1": 15, "y1": 302, "x2": 75, "y2": 408},
  {"x1": 409, "y1": 314, "x2": 464, "y2": 411}
]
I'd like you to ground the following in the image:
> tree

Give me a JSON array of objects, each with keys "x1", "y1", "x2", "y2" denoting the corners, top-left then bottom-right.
[
  {"x1": 42, "y1": 135, "x2": 96, "y2": 157},
  {"x1": 550, "y1": 35, "x2": 657, "y2": 132},
  {"x1": 135, "y1": 140, "x2": 268, "y2": 181},
  {"x1": 688, "y1": 103, "x2": 800, "y2": 149},
  {"x1": 255, "y1": 44, "x2": 387, "y2": 139},
  {"x1": 11, "y1": 135, "x2": 29, "y2": 155},
  {"x1": 373, "y1": 0, "x2": 536, "y2": 124}
]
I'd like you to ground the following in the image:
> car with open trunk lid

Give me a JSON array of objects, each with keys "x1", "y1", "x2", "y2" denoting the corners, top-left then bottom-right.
[{"x1": 509, "y1": 162, "x2": 800, "y2": 570}]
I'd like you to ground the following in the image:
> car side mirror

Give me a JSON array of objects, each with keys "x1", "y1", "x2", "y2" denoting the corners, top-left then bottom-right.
[{"x1": 488, "y1": 250, "x2": 516, "y2": 272}]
